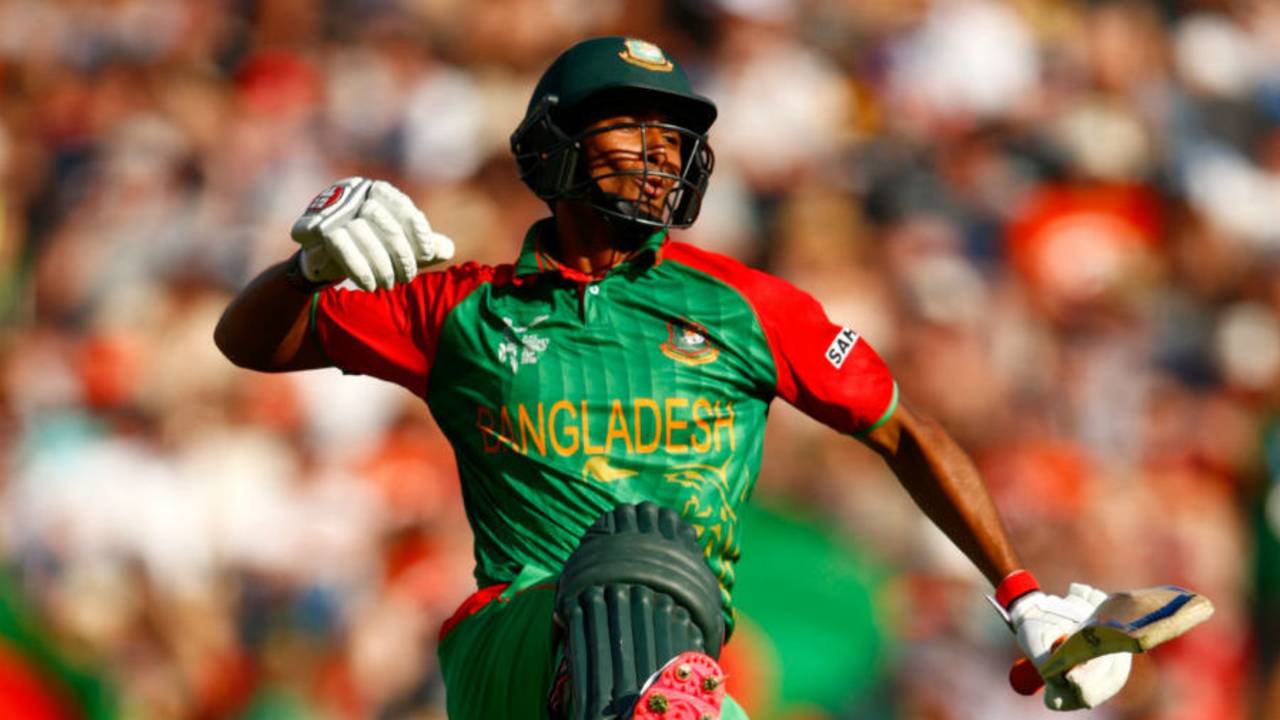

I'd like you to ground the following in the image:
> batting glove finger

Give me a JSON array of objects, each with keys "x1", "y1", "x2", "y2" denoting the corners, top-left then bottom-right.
[
  {"x1": 298, "y1": 244, "x2": 339, "y2": 283},
  {"x1": 421, "y1": 232, "x2": 455, "y2": 268},
  {"x1": 346, "y1": 218, "x2": 398, "y2": 290},
  {"x1": 1067, "y1": 582, "x2": 1108, "y2": 608},
  {"x1": 369, "y1": 180, "x2": 454, "y2": 266},
  {"x1": 358, "y1": 198, "x2": 416, "y2": 284},
  {"x1": 324, "y1": 225, "x2": 377, "y2": 292}
]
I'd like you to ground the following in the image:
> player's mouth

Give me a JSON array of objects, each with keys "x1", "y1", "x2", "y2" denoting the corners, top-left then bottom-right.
[{"x1": 639, "y1": 174, "x2": 672, "y2": 199}]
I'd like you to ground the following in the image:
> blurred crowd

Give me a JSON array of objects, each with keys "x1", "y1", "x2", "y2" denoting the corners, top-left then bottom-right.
[{"x1": 1, "y1": 0, "x2": 1279, "y2": 718}]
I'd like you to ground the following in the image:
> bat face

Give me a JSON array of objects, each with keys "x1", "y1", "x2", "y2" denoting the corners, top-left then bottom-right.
[{"x1": 1010, "y1": 585, "x2": 1214, "y2": 694}]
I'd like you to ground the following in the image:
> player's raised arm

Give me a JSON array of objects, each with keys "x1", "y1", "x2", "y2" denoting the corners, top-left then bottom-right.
[
  {"x1": 213, "y1": 254, "x2": 327, "y2": 372},
  {"x1": 214, "y1": 177, "x2": 454, "y2": 372}
]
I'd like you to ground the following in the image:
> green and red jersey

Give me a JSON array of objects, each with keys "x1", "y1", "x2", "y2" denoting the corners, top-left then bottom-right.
[{"x1": 311, "y1": 219, "x2": 897, "y2": 626}]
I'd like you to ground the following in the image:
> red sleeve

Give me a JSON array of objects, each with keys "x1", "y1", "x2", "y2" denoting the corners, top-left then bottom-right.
[
  {"x1": 665, "y1": 242, "x2": 898, "y2": 435},
  {"x1": 312, "y1": 262, "x2": 508, "y2": 396}
]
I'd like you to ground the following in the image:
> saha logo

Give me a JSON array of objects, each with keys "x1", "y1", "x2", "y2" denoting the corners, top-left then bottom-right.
[{"x1": 825, "y1": 327, "x2": 859, "y2": 369}]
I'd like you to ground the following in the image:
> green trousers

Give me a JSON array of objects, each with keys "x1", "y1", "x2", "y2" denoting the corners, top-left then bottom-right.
[{"x1": 437, "y1": 582, "x2": 749, "y2": 719}]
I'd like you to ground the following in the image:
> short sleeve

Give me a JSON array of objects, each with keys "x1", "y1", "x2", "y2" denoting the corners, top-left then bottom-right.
[
  {"x1": 664, "y1": 242, "x2": 897, "y2": 435},
  {"x1": 312, "y1": 262, "x2": 502, "y2": 396},
  {"x1": 754, "y1": 279, "x2": 898, "y2": 435}
]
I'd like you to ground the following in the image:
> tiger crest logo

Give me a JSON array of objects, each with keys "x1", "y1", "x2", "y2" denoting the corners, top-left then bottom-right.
[{"x1": 661, "y1": 320, "x2": 719, "y2": 366}]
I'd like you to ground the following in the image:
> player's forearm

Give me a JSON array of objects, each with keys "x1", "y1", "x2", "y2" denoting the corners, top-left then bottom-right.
[
  {"x1": 863, "y1": 403, "x2": 1023, "y2": 586},
  {"x1": 214, "y1": 258, "x2": 329, "y2": 372}
]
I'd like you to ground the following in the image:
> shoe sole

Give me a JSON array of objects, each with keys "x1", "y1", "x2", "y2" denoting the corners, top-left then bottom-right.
[{"x1": 631, "y1": 651, "x2": 726, "y2": 720}]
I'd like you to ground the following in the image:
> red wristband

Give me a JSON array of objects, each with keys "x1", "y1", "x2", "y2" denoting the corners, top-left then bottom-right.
[{"x1": 995, "y1": 570, "x2": 1040, "y2": 610}]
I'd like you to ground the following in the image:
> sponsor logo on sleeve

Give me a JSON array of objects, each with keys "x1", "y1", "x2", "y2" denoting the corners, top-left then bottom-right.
[{"x1": 825, "y1": 327, "x2": 859, "y2": 369}]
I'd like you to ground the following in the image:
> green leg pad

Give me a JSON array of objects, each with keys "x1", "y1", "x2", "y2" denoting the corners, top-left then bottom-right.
[{"x1": 554, "y1": 503, "x2": 724, "y2": 719}]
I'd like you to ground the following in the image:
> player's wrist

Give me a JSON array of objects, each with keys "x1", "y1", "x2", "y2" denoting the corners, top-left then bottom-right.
[{"x1": 996, "y1": 569, "x2": 1041, "y2": 611}]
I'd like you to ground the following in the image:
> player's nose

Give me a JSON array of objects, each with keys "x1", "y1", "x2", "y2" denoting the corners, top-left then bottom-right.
[{"x1": 642, "y1": 127, "x2": 676, "y2": 164}]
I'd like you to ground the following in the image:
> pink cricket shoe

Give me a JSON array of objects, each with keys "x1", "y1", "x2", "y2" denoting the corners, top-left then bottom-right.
[{"x1": 631, "y1": 651, "x2": 727, "y2": 720}]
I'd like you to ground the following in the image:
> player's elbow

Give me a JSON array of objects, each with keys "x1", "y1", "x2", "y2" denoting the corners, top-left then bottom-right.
[
  {"x1": 213, "y1": 311, "x2": 269, "y2": 371},
  {"x1": 861, "y1": 401, "x2": 946, "y2": 463}
]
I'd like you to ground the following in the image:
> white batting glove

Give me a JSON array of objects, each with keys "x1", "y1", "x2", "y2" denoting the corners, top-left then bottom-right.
[
  {"x1": 1009, "y1": 583, "x2": 1133, "y2": 711},
  {"x1": 290, "y1": 177, "x2": 454, "y2": 292}
]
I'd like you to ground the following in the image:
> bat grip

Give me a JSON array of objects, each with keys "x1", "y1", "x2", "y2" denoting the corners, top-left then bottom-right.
[
  {"x1": 1008, "y1": 635, "x2": 1065, "y2": 695},
  {"x1": 1009, "y1": 657, "x2": 1045, "y2": 694}
]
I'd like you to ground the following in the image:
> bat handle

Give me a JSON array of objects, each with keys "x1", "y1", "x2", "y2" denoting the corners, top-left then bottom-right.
[
  {"x1": 1009, "y1": 657, "x2": 1046, "y2": 695},
  {"x1": 1009, "y1": 634, "x2": 1067, "y2": 695}
]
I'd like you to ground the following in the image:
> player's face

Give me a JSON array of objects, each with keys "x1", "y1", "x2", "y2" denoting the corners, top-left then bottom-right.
[{"x1": 579, "y1": 111, "x2": 684, "y2": 218}]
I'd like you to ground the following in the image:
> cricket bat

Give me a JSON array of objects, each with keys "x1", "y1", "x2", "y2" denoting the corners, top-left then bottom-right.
[{"x1": 1009, "y1": 585, "x2": 1214, "y2": 695}]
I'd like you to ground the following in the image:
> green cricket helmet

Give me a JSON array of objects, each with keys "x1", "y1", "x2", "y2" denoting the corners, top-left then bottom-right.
[{"x1": 510, "y1": 36, "x2": 717, "y2": 230}]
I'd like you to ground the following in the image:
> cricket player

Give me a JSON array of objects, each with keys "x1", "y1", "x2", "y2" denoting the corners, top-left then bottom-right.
[{"x1": 215, "y1": 36, "x2": 1133, "y2": 719}]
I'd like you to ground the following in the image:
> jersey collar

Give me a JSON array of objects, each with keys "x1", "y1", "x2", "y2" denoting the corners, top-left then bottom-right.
[{"x1": 514, "y1": 218, "x2": 668, "y2": 282}]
